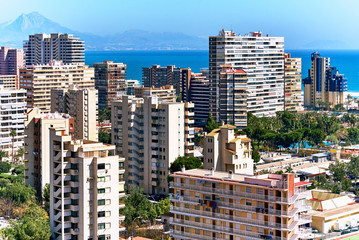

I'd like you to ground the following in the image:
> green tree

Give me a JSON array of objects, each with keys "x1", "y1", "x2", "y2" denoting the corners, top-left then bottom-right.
[
  {"x1": 98, "y1": 108, "x2": 111, "y2": 122},
  {"x1": 12, "y1": 164, "x2": 25, "y2": 175},
  {"x1": 334, "y1": 104, "x2": 346, "y2": 112},
  {"x1": 0, "y1": 150, "x2": 7, "y2": 162},
  {"x1": 0, "y1": 182, "x2": 36, "y2": 204},
  {"x1": 42, "y1": 184, "x2": 50, "y2": 214},
  {"x1": 123, "y1": 186, "x2": 157, "y2": 227},
  {"x1": 0, "y1": 162, "x2": 11, "y2": 174},
  {"x1": 347, "y1": 127, "x2": 359, "y2": 144},
  {"x1": 309, "y1": 129, "x2": 325, "y2": 147},
  {"x1": 204, "y1": 113, "x2": 220, "y2": 133},
  {"x1": 99, "y1": 130, "x2": 111, "y2": 144},
  {"x1": 16, "y1": 147, "x2": 25, "y2": 163},
  {"x1": 252, "y1": 150, "x2": 260, "y2": 163},
  {"x1": 329, "y1": 162, "x2": 347, "y2": 182},
  {"x1": 2, "y1": 203, "x2": 51, "y2": 240},
  {"x1": 169, "y1": 156, "x2": 202, "y2": 173},
  {"x1": 0, "y1": 179, "x2": 10, "y2": 188},
  {"x1": 349, "y1": 157, "x2": 359, "y2": 195},
  {"x1": 155, "y1": 198, "x2": 171, "y2": 216},
  {"x1": 10, "y1": 130, "x2": 17, "y2": 162},
  {"x1": 286, "y1": 167, "x2": 293, "y2": 173}
]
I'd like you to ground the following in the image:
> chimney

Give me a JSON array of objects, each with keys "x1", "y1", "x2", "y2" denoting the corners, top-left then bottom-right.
[
  {"x1": 181, "y1": 165, "x2": 186, "y2": 172},
  {"x1": 211, "y1": 167, "x2": 214, "y2": 176},
  {"x1": 228, "y1": 170, "x2": 233, "y2": 179}
]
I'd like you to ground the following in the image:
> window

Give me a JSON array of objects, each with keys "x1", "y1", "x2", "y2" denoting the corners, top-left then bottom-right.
[
  {"x1": 98, "y1": 199, "x2": 105, "y2": 205},
  {"x1": 246, "y1": 200, "x2": 252, "y2": 206},
  {"x1": 257, "y1": 188, "x2": 263, "y2": 195},
  {"x1": 195, "y1": 217, "x2": 200, "y2": 222},
  {"x1": 98, "y1": 163, "x2": 105, "y2": 170},
  {"x1": 98, "y1": 188, "x2": 105, "y2": 194},
  {"x1": 98, "y1": 177, "x2": 105, "y2": 182},
  {"x1": 246, "y1": 187, "x2": 252, "y2": 193},
  {"x1": 98, "y1": 211, "x2": 105, "y2": 217},
  {"x1": 246, "y1": 226, "x2": 252, "y2": 231},
  {"x1": 98, "y1": 223, "x2": 105, "y2": 229}
]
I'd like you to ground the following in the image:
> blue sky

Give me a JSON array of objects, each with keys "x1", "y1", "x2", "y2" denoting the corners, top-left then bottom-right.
[{"x1": 1, "y1": 0, "x2": 358, "y2": 48}]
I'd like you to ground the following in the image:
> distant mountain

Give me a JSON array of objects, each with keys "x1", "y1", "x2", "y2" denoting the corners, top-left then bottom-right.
[{"x1": 0, "y1": 12, "x2": 208, "y2": 50}]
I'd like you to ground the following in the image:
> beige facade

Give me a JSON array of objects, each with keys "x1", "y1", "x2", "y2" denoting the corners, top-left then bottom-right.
[
  {"x1": 284, "y1": 54, "x2": 303, "y2": 112},
  {"x1": 111, "y1": 96, "x2": 194, "y2": 195},
  {"x1": 19, "y1": 61, "x2": 95, "y2": 113},
  {"x1": 51, "y1": 86, "x2": 98, "y2": 141},
  {"x1": 170, "y1": 169, "x2": 312, "y2": 240},
  {"x1": 0, "y1": 75, "x2": 19, "y2": 89},
  {"x1": 204, "y1": 125, "x2": 253, "y2": 175},
  {"x1": 24, "y1": 108, "x2": 74, "y2": 195},
  {"x1": 49, "y1": 128, "x2": 121, "y2": 240},
  {"x1": 134, "y1": 85, "x2": 176, "y2": 102}
]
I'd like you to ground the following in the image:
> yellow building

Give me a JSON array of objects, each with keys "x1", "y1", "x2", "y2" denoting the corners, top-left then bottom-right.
[
  {"x1": 170, "y1": 169, "x2": 312, "y2": 240},
  {"x1": 309, "y1": 190, "x2": 359, "y2": 233},
  {"x1": 284, "y1": 54, "x2": 303, "y2": 112}
]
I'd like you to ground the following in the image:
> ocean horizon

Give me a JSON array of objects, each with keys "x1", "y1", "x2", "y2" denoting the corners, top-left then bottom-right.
[{"x1": 85, "y1": 49, "x2": 359, "y2": 92}]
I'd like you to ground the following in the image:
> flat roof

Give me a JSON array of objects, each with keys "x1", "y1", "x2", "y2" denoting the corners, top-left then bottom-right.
[{"x1": 310, "y1": 203, "x2": 359, "y2": 219}]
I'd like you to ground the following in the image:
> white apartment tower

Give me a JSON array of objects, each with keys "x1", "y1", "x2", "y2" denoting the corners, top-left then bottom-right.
[
  {"x1": 51, "y1": 86, "x2": 98, "y2": 141},
  {"x1": 0, "y1": 87, "x2": 26, "y2": 157},
  {"x1": 209, "y1": 29, "x2": 285, "y2": 119},
  {"x1": 111, "y1": 96, "x2": 194, "y2": 195},
  {"x1": 49, "y1": 128, "x2": 120, "y2": 240},
  {"x1": 24, "y1": 33, "x2": 85, "y2": 66}
]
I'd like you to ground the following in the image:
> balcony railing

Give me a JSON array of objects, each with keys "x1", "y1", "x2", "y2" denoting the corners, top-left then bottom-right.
[
  {"x1": 170, "y1": 182, "x2": 309, "y2": 204},
  {"x1": 171, "y1": 206, "x2": 306, "y2": 231}
]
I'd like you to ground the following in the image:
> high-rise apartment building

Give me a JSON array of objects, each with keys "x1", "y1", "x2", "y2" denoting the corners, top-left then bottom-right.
[
  {"x1": 125, "y1": 79, "x2": 141, "y2": 96},
  {"x1": 23, "y1": 33, "x2": 85, "y2": 66},
  {"x1": 219, "y1": 65, "x2": 248, "y2": 128},
  {"x1": 0, "y1": 87, "x2": 26, "y2": 157},
  {"x1": 209, "y1": 30, "x2": 285, "y2": 119},
  {"x1": 204, "y1": 124, "x2": 253, "y2": 175},
  {"x1": 142, "y1": 65, "x2": 191, "y2": 97},
  {"x1": 284, "y1": 54, "x2": 303, "y2": 112},
  {"x1": 111, "y1": 95, "x2": 194, "y2": 195},
  {"x1": 0, "y1": 75, "x2": 19, "y2": 89},
  {"x1": 0, "y1": 47, "x2": 24, "y2": 75},
  {"x1": 170, "y1": 169, "x2": 312, "y2": 240},
  {"x1": 134, "y1": 85, "x2": 176, "y2": 102},
  {"x1": 93, "y1": 61, "x2": 127, "y2": 108},
  {"x1": 303, "y1": 52, "x2": 347, "y2": 109},
  {"x1": 51, "y1": 86, "x2": 98, "y2": 141},
  {"x1": 187, "y1": 72, "x2": 209, "y2": 127},
  {"x1": 49, "y1": 128, "x2": 120, "y2": 240},
  {"x1": 19, "y1": 61, "x2": 95, "y2": 113},
  {"x1": 24, "y1": 108, "x2": 74, "y2": 196}
]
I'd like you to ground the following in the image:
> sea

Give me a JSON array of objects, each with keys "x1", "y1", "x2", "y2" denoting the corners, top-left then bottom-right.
[{"x1": 85, "y1": 50, "x2": 359, "y2": 93}]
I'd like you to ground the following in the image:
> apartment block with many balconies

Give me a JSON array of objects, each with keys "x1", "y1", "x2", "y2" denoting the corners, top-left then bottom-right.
[
  {"x1": 49, "y1": 128, "x2": 121, "y2": 240},
  {"x1": 209, "y1": 30, "x2": 285, "y2": 120},
  {"x1": 284, "y1": 54, "x2": 303, "y2": 112},
  {"x1": 23, "y1": 33, "x2": 85, "y2": 66},
  {"x1": 51, "y1": 86, "x2": 98, "y2": 141},
  {"x1": 19, "y1": 60, "x2": 95, "y2": 113},
  {"x1": 111, "y1": 95, "x2": 194, "y2": 195},
  {"x1": 170, "y1": 169, "x2": 312, "y2": 240},
  {"x1": 0, "y1": 46, "x2": 24, "y2": 75}
]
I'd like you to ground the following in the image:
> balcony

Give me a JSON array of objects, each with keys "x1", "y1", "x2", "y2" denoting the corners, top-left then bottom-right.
[
  {"x1": 171, "y1": 206, "x2": 303, "y2": 231},
  {"x1": 170, "y1": 182, "x2": 308, "y2": 204}
]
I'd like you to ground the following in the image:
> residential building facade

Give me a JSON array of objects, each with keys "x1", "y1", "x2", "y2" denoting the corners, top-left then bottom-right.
[
  {"x1": 0, "y1": 87, "x2": 26, "y2": 157},
  {"x1": 19, "y1": 61, "x2": 95, "y2": 113},
  {"x1": 204, "y1": 124, "x2": 253, "y2": 175},
  {"x1": 303, "y1": 52, "x2": 347, "y2": 109},
  {"x1": 219, "y1": 65, "x2": 248, "y2": 129},
  {"x1": 209, "y1": 30, "x2": 285, "y2": 119},
  {"x1": 142, "y1": 65, "x2": 191, "y2": 97},
  {"x1": 51, "y1": 86, "x2": 98, "y2": 141},
  {"x1": 187, "y1": 73, "x2": 209, "y2": 127},
  {"x1": 134, "y1": 85, "x2": 176, "y2": 102},
  {"x1": 23, "y1": 33, "x2": 85, "y2": 66},
  {"x1": 170, "y1": 169, "x2": 312, "y2": 240},
  {"x1": 0, "y1": 75, "x2": 19, "y2": 89},
  {"x1": 49, "y1": 128, "x2": 120, "y2": 240},
  {"x1": 111, "y1": 95, "x2": 194, "y2": 195},
  {"x1": 0, "y1": 46, "x2": 24, "y2": 75},
  {"x1": 284, "y1": 54, "x2": 303, "y2": 112},
  {"x1": 93, "y1": 61, "x2": 127, "y2": 108},
  {"x1": 24, "y1": 108, "x2": 74, "y2": 196}
]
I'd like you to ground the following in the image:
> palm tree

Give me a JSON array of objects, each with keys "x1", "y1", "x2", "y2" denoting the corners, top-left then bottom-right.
[
  {"x1": 0, "y1": 150, "x2": 7, "y2": 162},
  {"x1": 17, "y1": 147, "x2": 25, "y2": 163},
  {"x1": 10, "y1": 130, "x2": 17, "y2": 163}
]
